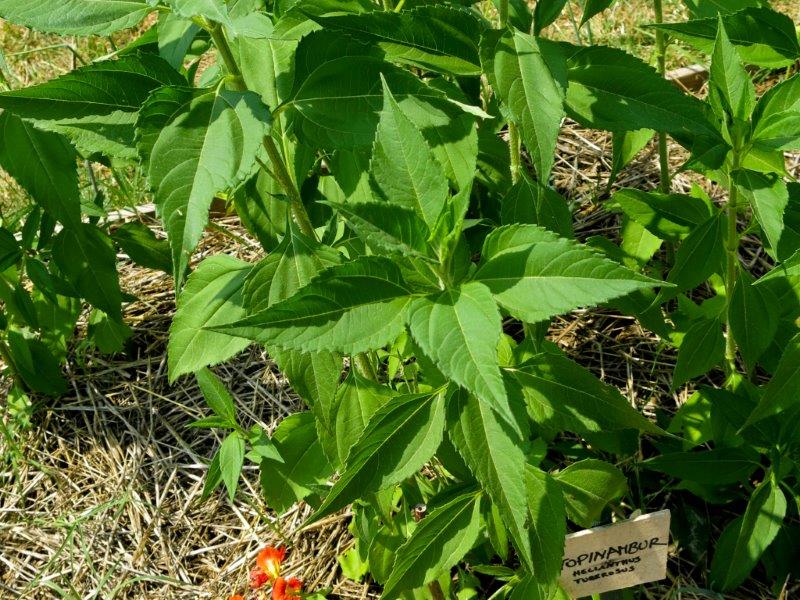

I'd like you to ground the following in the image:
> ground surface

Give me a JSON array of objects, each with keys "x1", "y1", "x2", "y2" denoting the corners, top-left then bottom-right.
[{"x1": 1, "y1": 1, "x2": 800, "y2": 599}]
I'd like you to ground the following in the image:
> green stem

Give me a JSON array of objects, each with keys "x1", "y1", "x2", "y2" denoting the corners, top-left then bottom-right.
[
  {"x1": 724, "y1": 151, "x2": 742, "y2": 383},
  {"x1": 653, "y1": 0, "x2": 671, "y2": 193},
  {"x1": 565, "y1": 1, "x2": 585, "y2": 45},
  {"x1": 262, "y1": 136, "x2": 317, "y2": 240},
  {"x1": 208, "y1": 22, "x2": 245, "y2": 90},
  {"x1": 508, "y1": 122, "x2": 522, "y2": 184},
  {"x1": 497, "y1": 0, "x2": 523, "y2": 184},
  {"x1": 498, "y1": 0, "x2": 508, "y2": 28},
  {"x1": 208, "y1": 19, "x2": 317, "y2": 241}
]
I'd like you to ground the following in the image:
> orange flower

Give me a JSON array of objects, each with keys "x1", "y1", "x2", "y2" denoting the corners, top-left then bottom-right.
[
  {"x1": 256, "y1": 546, "x2": 286, "y2": 582},
  {"x1": 229, "y1": 595, "x2": 245, "y2": 600},
  {"x1": 249, "y1": 566, "x2": 270, "y2": 589},
  {"x1": 272, "y1": 577, "x2": 302, "y2": 600}
]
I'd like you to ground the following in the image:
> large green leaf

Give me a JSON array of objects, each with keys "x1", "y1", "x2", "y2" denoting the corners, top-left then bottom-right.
[
  {"x1": 0, "y1": 112, "x2": 80, "y2": 229},
  {"x1": 331, "y1": 370, "x2": 395, "y2": 467},
  {"x1": 643, "y1": 447, "x2": 760, "y2": 485},
  {"x1": 734, "y1": 170, "x2": 789, "y2": 261},
  {"x1": 112, "y1": 221, "x2": 173, "y2": 274},
  {"x1": 666, "y1": 213, "x2": 726, "y2": 293},
  {"x1": 709, "y1": 480, "x2": 787, "y2": 591},
  {"x1": 242, "y1": 225, "x2": 341, "y2": 314},
  {"x1": 474, "y1": 225, "x2": 664, "y2": 323},
  {"x1": 709, "y1": 17, "x2": 756, "y2": 122},
  {"x1": 0, "y1": 228, "x2": 21, "y2": 272},
  {"x1": 52, "y1": 224, "x2": 122, "y2": 319},
  {"x1": 310, "y1": 5, "x2": 484, "y2": 76},
  {"x1": 32, "y1": 110, "x2": 139, "y2": 161},
  {"x1": 609, "y1": 188, "x2": 714, "y2": 242},
  {"x1": 683, "y1": 0, "x2": 761, "y2": 18},
  {"x1": 164, "y1": 0, "x2": 232, "y2": 27},
  {"x1": 554, "y1": 459, "x2": 627, "y2": 528},
  {"x1": 673, "y1": 317, "x2": 725, "y2": 389},
  {"x1": 408, "y1": 282, "x2": 511, "y2": 426},
  {"x1": 149, "y1": 89, "x2": 270, "y2": 287},
  {"x1": 0, "y1": 0, "x2": 153, "y2": 35},
  {"x1": 326, "y1": 201, "x2": 432, "y2": 260},
  {"x1": 511, "y1": 352, "x2": 661, "y2": 434},
  {"x1": 260, "y1": 412, "x2": 333, "y2": 513},
  {"x1": 284, "y1": 30, "x2": 472, "y2": 150},
  {"x1": 755, "y1": 248, "x2": 800, "y2": 285},
  {"x1": 168, "y1": 255, "x2": 252, "y2": 381},
  {"x1": 5, "y1": 330, "x2": 67, "y2": 396},
  {"x1": 581, "y1": 0, "x2": 615, "y2": 25},
  {"x1": 308, "y1": 391, "x2": 445, "y2": 523},
  {"x1": 371, "y1": 80, "x2": 449, "y2": 230},
  {"x1": 448, "y1": 390, "x2": 535, "y2": 572},
  {"x1": 270, "y1": 348, "x2": 341, "y2": 462},
  {"x1": 158, "y1": 12, "x2": 201, "y2": 70},
  {"x1": 744, "y1": 332, "x2": 800, "y2": 425},
  {"x1": 533, "y1": 0, "x2": 568, "y2": 34},
  {"x1": 382, "y1": 490, "x2": 482, "y2": 599},
  {"x1": 0, "y1": 54, "x2": 185, "y2": 121},
  {"x1": 649, "y1": 8, "x2": 800, "y2": 68},
  {"x1": 730, "y1": 272, "x2": 778, "y2": 371},
  {"x1": 135, "y1": 85, "x2": 196, "y2": 161},
  {"x1": 215, "y1": 257, "x2": 416, "y2": 354},
  {"x1": 481, "y1": 30, "x2": 566, "y2": 181},
  {"x1": 500, "y1": 173, "x2": 572, "y2": 238},
  {"x1": 751, "y1": 74, "x2": 800, "y2": 151},
  {"x1": 562, "y1": 43, "x2": 722, "y2": 145},
  {"x1": 524, "y1": 465, "x2": 566, "y2": 583}
]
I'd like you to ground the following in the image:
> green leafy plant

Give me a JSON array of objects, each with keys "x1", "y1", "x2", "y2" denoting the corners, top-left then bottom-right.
[{"x1": 1, "y1": 0, "x2": 799, "y2": 597}]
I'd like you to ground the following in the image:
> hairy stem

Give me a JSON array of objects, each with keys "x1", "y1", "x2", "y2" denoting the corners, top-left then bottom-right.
[
  {"x1": 498, "y1": 0, "x2": 508, "y2": 28},
  {"x1": 498, "y1": 0, "x2": 523, "y2": 184},
  {"x1": 653, "y1": 0, "x2": 671, "y2": 193},
  {"x1": 724, "y1": 151, "x2": 742, "y2": 383},
  {"x1": 262, "y1": 136, "x2": 318, "y2": 240},
  {"x1": 209, "y1": 19, "x2": 318, "y2": 241},
  {"x1": 508, "y1": 121, "x2": 522, "y2": 184},
  {"x1": 208, "y1": 23, "x2": 245, "y2": 90}
]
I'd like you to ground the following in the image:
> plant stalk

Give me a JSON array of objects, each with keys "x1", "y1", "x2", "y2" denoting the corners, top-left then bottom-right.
[
  {"x1": 498, "y1": 0, "x2": 508, "y2": 28},
  {"x1": 653, "y1": 0, "x2": 671, "y2": 193},
  {"x1": 508, "y1": 121, "x2": 522, "y2": 184},
  {"x1": 208, "y1": 23, "x2": 246, "y2": 90},
  {"x1": 261, "y1": 136, "x2": 318, "y2": 239},
  {"x1": 498, "y1": 0, "x2": 523, "y2": 184},
  {"x1": 724, "y1": 151, "x2": 742, "y2": 382},
  {"x1": 209, "y1": 19, "x2": 318, "y2": 241}
]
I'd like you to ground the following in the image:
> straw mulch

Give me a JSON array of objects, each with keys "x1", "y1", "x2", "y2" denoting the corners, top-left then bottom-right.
[
  {"x1": 2, "y1": 117, "x2": 799, "y2": 599},
  {"x1": 0, "y1": 220, "x2": 376, "y2": 599}
]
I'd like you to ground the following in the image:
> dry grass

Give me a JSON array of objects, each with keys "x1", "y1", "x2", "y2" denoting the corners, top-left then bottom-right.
[{"x1": 0, "y1": 218, "x2": 377, "y2": 600}]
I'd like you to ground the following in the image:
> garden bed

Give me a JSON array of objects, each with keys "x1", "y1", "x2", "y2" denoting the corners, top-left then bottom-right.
[{"x1": 2, "y1": 120, "x2": 798, "y2": 598}]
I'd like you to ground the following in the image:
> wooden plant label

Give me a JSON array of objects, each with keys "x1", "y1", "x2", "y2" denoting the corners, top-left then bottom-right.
[{"x1": 559, "y1": 510, "x2": 671, "y2": 598}]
